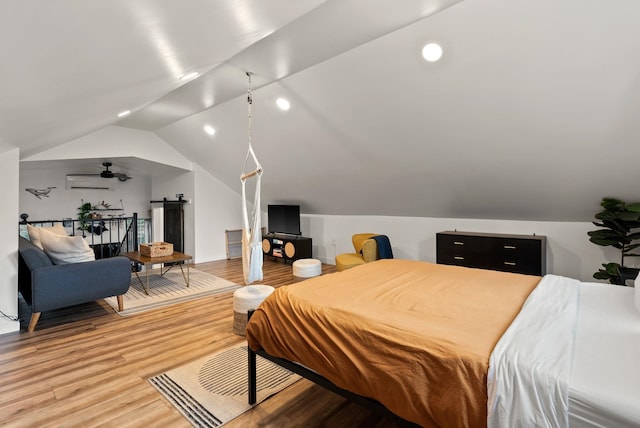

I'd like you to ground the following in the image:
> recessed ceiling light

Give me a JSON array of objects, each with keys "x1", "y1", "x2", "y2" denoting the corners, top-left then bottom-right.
[
  {"x1": 203, "y1": 124, "x2": 216, "y2": 136},
  {"x1": 117, "y1": 110, "x2": 131, "y2": 118},
  {"x1": 180, "y1": 71, "x2": 199, "y2": 81},
  {"x1": 422, "y1": 43, "x2": 443, "y2": 62},
  {"x1": 276, "y1": 98, "x2": 290, "y2": 111}
]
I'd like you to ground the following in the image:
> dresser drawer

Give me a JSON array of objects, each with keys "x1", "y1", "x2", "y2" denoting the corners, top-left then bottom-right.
[
  {"x1": 493, "y1": 238, "x2": 544, "y2": 275},
  {"x1": 436, "y1": 231, "x2": 546, "y2": 276},
  {"x1": 436, "y1": 234, "x2": 490, "y2": 269}
]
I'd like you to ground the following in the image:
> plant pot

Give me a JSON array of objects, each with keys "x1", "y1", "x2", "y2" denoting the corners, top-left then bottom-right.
[{"x1": 615, "y1": 267, "x2": 640, "y2": 286}]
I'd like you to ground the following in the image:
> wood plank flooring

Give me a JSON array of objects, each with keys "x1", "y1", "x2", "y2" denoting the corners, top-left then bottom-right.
[{"x1": 0, "y1": 258, "x2": 403, "y2": 428}]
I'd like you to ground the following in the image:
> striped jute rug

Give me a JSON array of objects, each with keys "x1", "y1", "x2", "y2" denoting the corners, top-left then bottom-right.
[
  {"x1": 149, "y1": 345, "x2": 300, "y2": 427},
  {"x1": 104, "y1": 268, "x2": 239, "y2": 316}
]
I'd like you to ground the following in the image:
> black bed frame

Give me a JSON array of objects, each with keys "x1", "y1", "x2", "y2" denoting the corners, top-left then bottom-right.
[{"x1": 246, "y1": 311, "x2": 420, "y2": 427}]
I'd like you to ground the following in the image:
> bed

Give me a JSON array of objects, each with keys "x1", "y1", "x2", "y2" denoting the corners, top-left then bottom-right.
[{"x1": 245, "y1": 259, "x2": 640, "y2": 427}]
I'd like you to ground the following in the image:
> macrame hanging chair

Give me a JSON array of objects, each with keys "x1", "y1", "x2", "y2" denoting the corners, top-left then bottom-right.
[{"x1": 240, "y1": 72, "x2": 264, "y2": 285}]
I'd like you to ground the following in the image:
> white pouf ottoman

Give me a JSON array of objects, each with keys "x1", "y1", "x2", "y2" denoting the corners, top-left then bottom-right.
[
  {"x1": 233, "y1": 285, "x2": 275, "y2": 336},
  {"x1": 293, "y1": 258, "x2": 322, "y2": 278}
]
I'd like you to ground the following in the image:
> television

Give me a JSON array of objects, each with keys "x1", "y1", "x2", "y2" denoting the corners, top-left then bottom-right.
[{"x1": 267, "y1": 205, "x2": 301, "y2": 236}]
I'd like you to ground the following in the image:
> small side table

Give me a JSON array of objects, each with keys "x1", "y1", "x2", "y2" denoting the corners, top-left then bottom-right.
[{"x1": 124, "y1": 251, "x2": 192, "y2": 295}]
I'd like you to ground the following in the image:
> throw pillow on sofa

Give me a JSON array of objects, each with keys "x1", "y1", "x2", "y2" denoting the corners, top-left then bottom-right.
[
  {"x1": 27, "y1": 223, "x2": 68, "y2": 250},
  {"x1": 39, "y1": 228, "x2": 96, "y2": 264}
]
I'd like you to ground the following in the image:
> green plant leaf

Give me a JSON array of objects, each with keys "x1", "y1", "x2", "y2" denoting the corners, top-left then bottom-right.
[
  {"x1": 595, "y1": 211, "x2": 618, "y2": 220},
  {"x1": 588, "y1": 229, "x2": 627, "y2": 244},
  {"x1": 589, "y1": 238, "x2": 623, "y2": 248},
  {"x1": 626, "y1": 202, "x2": 640, "y2": 212},
  {"x1": 589, "y1": 238, "x2": 616, "y2": 247},
  {"x1": 588, "y1": 229, "x2": 625, "y2": 238},
  {"x1": 601, "y1": 198, "x2": 625, "y2": 211},
  {"x1": 598, "y1": 219, "x2": 631, "y2": 234},
  {"x1": 593, "y1": 271, "x2": 612, "y2": 280},
  {"x1": 603, "y1": 262, "x2": 621, "y2": 275},
  {"x1": 618, "y1": 211, "x2": 640, "y2": 221}
]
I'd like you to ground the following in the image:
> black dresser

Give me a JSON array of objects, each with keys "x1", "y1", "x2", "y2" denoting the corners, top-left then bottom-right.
[{"x1": 436, "y1": 231, "x2": 546, "y2": 276}]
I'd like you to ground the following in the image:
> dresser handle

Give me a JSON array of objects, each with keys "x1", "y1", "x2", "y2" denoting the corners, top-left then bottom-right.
[
  {"x1": 504, "y1": 261, "x2": 516, "y2": 266},
  {"x1": 504, "y1": 245, "x2": 516, "y2": 249},
  {"x1": 454, "y1": 256, "x2": 465, "y2": 260},
  {"x1": 454, "y1": 241, "x2": 464, "y2": 245}
]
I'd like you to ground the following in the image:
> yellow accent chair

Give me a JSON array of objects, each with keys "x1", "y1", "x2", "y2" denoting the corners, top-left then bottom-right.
[{"x1": 335, "y1": 233, "x2": 379, "y2": 272}]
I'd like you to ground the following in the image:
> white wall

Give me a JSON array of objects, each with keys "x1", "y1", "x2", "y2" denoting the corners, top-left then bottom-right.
[
  {"x1": 193, "y1": 164, "x2": 245, "y2": 263},
  {"x1": 0, "y1": 147, "x2": 20, "y2": 335},
  {"x1": 303, "y1": 214, "x2": 611, "y2": 282},
  {"x1": 19, "y1": 167, "x2": 152, "y2": 222},
  {"x1": 23, "y1": 126, "x2": 192, "y2": 171}
]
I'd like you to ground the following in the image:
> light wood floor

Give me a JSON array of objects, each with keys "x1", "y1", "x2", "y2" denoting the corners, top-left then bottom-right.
[{"x1": 0, "y1": 258, "x2": 403, "y2": 428}]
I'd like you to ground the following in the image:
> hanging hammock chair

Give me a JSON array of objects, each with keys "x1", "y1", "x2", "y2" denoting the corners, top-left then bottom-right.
[{"x1": 241, "y1": 72, "x2": 264, "y2": 284}]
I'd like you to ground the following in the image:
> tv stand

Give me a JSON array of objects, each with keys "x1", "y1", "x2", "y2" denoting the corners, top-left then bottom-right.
[{"x1": 262, "y1": 234, "x2": 312, "y2": 264}]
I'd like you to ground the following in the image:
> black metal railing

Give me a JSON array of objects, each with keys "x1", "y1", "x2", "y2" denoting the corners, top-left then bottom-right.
[{"x1": 19, "y1": 213, "x2": 151, "y2": 259}]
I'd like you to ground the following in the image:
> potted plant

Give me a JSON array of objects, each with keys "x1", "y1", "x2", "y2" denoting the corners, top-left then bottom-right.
[
  {"x1": 77, "y1": 201, "x2": 92, "y2": 236},
  {"x1": 588, "y1": 197, "x2": 640, "y2": 285}
]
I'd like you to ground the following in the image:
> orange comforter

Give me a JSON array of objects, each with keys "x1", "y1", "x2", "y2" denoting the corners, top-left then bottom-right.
[{"x1": 246, "y1": 259, "x2": 540, "y2": 427}]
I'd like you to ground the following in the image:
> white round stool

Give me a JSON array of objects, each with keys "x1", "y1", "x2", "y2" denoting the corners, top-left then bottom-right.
[
  {"x1": 232, "y1": 285, "x2": 275, "y2": 336},
  {"x1": 293, "y1": 258, "x2": 322, "y2": 278}
]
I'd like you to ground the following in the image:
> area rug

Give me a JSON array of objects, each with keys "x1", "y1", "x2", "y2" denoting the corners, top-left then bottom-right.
[
  {"x1": 104, "y1": 268, "x2": 239, "y2": 316},
  {"x1": 149, "y1": 345, "x2": 300, "y2": 427}
]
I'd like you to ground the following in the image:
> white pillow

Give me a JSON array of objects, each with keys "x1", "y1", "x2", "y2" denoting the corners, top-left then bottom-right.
[
  {"x1": 27, "y1": 223, "x2": 68, "y2": 250},
  {"x1": 39, "y1": 228, "x2": 96, "y2": 265}
]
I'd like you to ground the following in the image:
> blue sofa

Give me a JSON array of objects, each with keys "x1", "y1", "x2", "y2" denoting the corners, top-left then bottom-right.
[{"x1": 18, "y1": 236, "x2": 131, "y2": 332}]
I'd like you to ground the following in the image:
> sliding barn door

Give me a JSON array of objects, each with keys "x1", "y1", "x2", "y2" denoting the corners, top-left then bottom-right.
[{"x1": 163, "y1": 201, "x2": 184, "y2": 253}]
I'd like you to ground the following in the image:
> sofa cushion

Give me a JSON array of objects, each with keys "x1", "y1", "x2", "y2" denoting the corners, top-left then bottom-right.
[
  {"x1": 335, "y1": 252, "x2": 367, "y2": 271},
  {"x1": 18, "y1": 236, "x2": 54, "y2": 269},
  {"x1": 27, "y1": 223, "x2": 68, "y2": 250},
  {"x1": 39, "y1": 228, "x2": 96, "y2": 265}
]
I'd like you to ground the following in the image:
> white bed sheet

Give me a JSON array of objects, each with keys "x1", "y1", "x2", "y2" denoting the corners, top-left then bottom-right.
[
  {"x1": 488, "y1": 275, "x2": 580, "y2": 428},
  {"x1": 569, "y1": 282, "x2": 640, "y2": 428}
]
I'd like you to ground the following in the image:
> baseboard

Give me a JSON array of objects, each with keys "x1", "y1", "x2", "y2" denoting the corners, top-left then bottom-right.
[
  {"x1": 193, "y1": 255, "x2": 336, "y2": 266},
  {"x1": 0, "y1": 318, "x2": 19, "y2": 336},
  {"x1": 194, "y1": 254, "x2": 229, "y2": 264}
]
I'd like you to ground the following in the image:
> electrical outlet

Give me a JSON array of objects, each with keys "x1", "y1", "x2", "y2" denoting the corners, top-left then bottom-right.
[{"x1": 331, "y1": 239, "x2": 336, "y2": 246}]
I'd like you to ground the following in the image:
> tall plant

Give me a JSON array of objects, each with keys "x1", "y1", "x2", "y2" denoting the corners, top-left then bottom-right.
[
  {"x1": 588, "y1": 197, "x2": 640, "y2": 284},
  {"x1": 77, "y1": 202, "x2": 92, "y2": 236}
]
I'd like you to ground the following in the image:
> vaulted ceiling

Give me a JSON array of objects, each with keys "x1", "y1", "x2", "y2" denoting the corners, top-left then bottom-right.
[{"x1": 4, "y1": 0, "x2": 640, "y2": 221}]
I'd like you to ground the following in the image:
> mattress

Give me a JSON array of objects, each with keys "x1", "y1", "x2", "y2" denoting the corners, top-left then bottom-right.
[{"x1": 568, "y1": 282, "x2": 640, "y2": 427}]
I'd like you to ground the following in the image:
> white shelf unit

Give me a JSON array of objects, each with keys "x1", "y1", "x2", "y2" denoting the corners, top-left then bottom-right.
[{"x1": 225, "y1": 229, "x2": 243, "y2": 259}]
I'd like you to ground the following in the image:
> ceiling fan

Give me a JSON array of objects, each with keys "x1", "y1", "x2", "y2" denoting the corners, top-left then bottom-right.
[{"x1": 99, "y1": 162, "x2": 132, "y2": 182}]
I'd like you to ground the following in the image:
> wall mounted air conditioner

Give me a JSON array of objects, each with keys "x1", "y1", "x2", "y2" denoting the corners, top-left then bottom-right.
[{"x1": 65, "y1": 175, "x2": 119, "y2": 190}]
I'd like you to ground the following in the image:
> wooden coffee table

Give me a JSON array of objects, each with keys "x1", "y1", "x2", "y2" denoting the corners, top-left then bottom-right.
[{"x1": 124, "y1": 251, "x2": 192, "y2": 295}]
